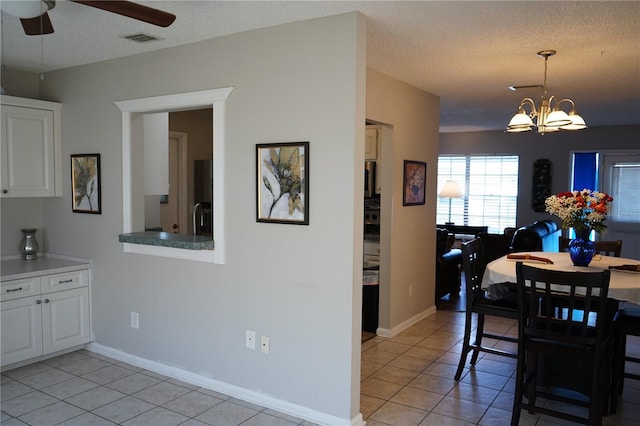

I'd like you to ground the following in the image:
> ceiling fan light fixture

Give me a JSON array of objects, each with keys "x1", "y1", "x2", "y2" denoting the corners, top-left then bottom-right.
[
  {"x1": 506, "y1": 50, "x2": 586, "y2": 135},
  {"x1": 1, "y1": 0, "x2": 54, "y2": 19}
]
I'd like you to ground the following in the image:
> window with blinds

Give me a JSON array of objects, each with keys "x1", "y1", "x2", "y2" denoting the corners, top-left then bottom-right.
[{"x1": 437, "y1": 155, "x2": 519, "y2": 233}]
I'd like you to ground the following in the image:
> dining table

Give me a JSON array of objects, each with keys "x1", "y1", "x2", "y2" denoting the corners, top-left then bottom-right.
[{"x1": 482, "y1": 251, "x2": 640, "y2": 305}]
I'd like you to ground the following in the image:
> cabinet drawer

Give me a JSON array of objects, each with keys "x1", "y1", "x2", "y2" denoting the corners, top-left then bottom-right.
[
  {"x1": 42, "y1": 270, "x2": 88, "y2": 293},
  {"x1": 0, "y1": 277, "x2": 41, "y2": 301}
]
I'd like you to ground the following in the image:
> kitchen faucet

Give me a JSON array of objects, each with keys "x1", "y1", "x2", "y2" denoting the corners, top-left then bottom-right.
[{"x1": 193, "y1": 202, "x2": 204, "y2": 235}]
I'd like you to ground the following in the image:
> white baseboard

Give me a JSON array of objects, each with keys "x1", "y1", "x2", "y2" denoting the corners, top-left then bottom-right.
[
  {"x1": 375, "y1": 306, "x2": 437, "y2": 338},
  {"x1": 86, "y1": 342, "x2": 361, "y2": 426}
]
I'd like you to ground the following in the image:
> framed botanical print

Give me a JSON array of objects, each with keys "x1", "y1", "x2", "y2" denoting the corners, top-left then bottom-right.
[
  {"x1": 71, "y1": 154, "x2": 102, "y2": 214},
  {"x1": 257, "y1": 142, "x2": 309, "y2": 224}
]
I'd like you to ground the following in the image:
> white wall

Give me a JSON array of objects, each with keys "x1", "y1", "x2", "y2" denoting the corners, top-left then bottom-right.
[
  {"x1": 366, "y1": 69, "x2": 440, "y2": 331},
  {"x1": 23, "y1": 13, "x2": 366, "y2": 423},
  {"x1": 440, "y1": 125, "x2": 640, "y2": 259}
]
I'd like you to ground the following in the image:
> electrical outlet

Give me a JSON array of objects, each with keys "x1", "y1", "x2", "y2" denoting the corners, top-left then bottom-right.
[
  {"x1": 245, "y1": 330, "x2": 256, "y2": 349},
  {"x1": 261, "y1": 336, "x2": 270, "y2": 354},
  {"x1": 131, "y1": 312, "x2": 139, "y2": 329}
]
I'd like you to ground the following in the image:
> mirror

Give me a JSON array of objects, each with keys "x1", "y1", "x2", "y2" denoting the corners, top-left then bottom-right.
[{"x1": 143, "y1": 108, "x2": 213, "y2": 236}]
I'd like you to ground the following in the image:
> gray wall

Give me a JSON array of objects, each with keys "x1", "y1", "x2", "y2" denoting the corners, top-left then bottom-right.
[
  {"x1": 440, "y1": 125, "x2": 640, "y2": 259},
  {"x1": 1, "y1": 11, "x2": 443, "y2": 421},
  {"x1": 2, "y1": 13, "x2": 365, "y2": 423}
]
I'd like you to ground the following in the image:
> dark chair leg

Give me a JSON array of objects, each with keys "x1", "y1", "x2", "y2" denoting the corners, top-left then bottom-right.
[
  {"x1": 470, "y1": 313, "x2": 484, "y2": 365},
  {"x1": 511, "y1": 345, "x2": 525, "y2": 425},
  {"x1": 455, "y1": 309, "x2": 474, "y2": 381}
]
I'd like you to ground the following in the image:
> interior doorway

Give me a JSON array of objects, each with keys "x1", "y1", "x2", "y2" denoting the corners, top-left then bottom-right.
[{"x1": 160, "y1": 131, "x2": 188, "y2": 233}]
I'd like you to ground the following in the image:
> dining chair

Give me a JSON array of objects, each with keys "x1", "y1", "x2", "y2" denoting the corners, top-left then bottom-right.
[
  {"x1": 511, "y1": 262, "x2": 613, "y2": 426},
  {"x1": 454, "y1": 238, "x2": 518, "y2": 381},
  {"x1": 559, "y1": 236, "x2": 622, "y2": 257},
  {"x1": 610, "y1": 306, "x2": 640, "y2": 413}
]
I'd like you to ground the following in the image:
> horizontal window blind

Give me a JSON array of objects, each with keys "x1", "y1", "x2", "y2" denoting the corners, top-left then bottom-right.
[{"x1": 437, "y1": 155, "x2": 519, "y2": 233}]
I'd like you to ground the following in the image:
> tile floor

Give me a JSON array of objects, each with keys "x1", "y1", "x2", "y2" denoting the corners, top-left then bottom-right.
[
  {"x1": 2, "y1": 309, "x2": 639, "y2": 426},
  {"x1": 1, "y1": 350, "x2": 319, "y2": 426},
  {"x1": 361, "y1": 309, "x2": 640, "y2": 425}
]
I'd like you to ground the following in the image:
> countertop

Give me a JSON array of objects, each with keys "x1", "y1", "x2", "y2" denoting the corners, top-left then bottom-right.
[
  {"x1": 118, "y1": 232, "x2": 215, "y2": 250},
  {"x1": 1, "y1": 256, "x2": 91, "y2": 282}
]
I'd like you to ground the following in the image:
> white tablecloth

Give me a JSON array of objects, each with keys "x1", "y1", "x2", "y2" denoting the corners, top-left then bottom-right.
[{"x1": 482, "y1": 251, "x2": 640, "y2": 304}]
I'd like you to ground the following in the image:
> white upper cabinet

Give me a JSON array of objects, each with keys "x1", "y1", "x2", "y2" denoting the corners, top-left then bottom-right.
[
  {"x1": 365, "y1": 127, "x2": 379, "y2": 160},
  {"x1": 1, "y1": 96, "x2": 62, "y2": 197}
]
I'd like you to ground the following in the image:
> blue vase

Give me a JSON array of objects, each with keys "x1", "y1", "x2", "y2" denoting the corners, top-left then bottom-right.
[{"x1": 569, "y1": 230, "x2": 595, "y2": 267}]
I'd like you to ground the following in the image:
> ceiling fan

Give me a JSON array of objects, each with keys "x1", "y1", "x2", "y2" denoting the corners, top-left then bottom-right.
[{"x1": 1, "y1": 0, "x2": 176, "y2": 36}]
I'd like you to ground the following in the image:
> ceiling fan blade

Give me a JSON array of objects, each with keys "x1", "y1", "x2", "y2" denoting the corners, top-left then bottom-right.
[
  {"x1": 71, "y1": 1, "x2": 176, "y2": 27},
  {"x1": 20, "y1": 13, "x2": 54, "y2": 36}
]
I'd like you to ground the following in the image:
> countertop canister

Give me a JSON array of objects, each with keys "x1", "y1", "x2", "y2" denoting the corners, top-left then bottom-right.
[{"x1": 20, "y1": 228, "x2": 39, "y2": 260}]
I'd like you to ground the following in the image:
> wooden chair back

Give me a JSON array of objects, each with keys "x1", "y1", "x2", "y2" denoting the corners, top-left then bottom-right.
[
  {"x1": 559, "y1": 236, "x2": 622, "y2": 257},
  {"x1": 516, "y1": 262, "x2": 611, "y2": 345}
]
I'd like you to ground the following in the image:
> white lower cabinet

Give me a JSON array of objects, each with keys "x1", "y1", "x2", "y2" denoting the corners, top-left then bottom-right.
[{"x1": 1, "y1": 269, "x2": 90, "y2": 367}]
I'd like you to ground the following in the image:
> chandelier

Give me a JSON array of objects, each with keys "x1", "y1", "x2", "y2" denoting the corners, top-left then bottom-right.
[{"x1": 507, "y1": 50, "x2": 587, "y2": 134}]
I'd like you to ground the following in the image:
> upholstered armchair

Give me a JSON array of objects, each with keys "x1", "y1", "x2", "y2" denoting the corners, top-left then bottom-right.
[{"x1": 436, "y1": 228, "x2": 462, "y2": 301}]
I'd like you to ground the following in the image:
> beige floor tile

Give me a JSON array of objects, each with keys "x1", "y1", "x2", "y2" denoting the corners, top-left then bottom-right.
[
  {"x1": 373, "y1": 340, "x2": 414, "y2": 354},
  {"x1": 403, "y1": 346, "x2": 446, "y2": 361},
  {"x1": 360, "y1": 377, "x2": 403, "y2": 399},
  {"x1": 432, "y1": 395, "x2": 489, "y2": 424},
  {"x1": 371, "y1": 365, "x2": 420, "y2": 386},
  {"x1": 447, "y1": 381, "x2": 499, "y2": 406},
  {"x1": 460, "y1": 369, "x2": 510, "y2": 391},
  {"x1": 369, "y1": 401, "x2": 427, "y2": 426},
  {"x1": 360, "y1": 394, "x2": 386, "y2": 419},
  {"x1": 422, "y1": 361, "x2": 460, "y2": 380},
  {"x1": 389, "y1": 386, "x2": 444, "y2": 411},
  {"x1": 387, "y1": 354, "x2": 433, "y2": 372},
  {"x1": 419, "y1": 412, "x2": 476, "y2": 425},
  {"x1": 406, "y1": 373, "x2": 456, "y2": 395}
]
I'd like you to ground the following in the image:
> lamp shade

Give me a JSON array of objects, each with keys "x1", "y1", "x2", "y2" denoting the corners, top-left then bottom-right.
[{"x1": 439, "y1": 180, "x2": 462, "y2": 198}]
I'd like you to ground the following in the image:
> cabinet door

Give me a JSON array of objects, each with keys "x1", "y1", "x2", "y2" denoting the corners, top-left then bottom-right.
[
  {"x1": 365, "y1": 128, "x2": 378, "y2": 160},
  {"x1": 1, "y1": 105, "x2": 55, "y2": 197},
  {"x1": 1, "y1": 296, "x2": 44, "y2": 367},
  {"x1": 42, "y1": 288, "x2": 90, "y2": 354}
]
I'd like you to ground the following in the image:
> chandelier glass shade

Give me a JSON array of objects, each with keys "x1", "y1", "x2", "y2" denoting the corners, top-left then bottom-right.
[{"x1": 507, "y1": 50, "x2": 587, "y2": 134}]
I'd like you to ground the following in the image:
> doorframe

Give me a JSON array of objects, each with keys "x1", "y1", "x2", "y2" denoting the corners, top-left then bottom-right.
[{"x1": 169, "y1": 131, "x2": 189, "y2": 235}]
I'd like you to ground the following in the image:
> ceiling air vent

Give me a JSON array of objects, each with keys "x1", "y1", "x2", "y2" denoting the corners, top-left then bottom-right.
[{"x1": 122, "y1": 33, "x2": 163, "y2": 43}]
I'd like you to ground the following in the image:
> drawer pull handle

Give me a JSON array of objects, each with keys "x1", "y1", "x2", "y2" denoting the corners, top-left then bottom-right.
[
  {"x1": 6, "y1": 287, "x2": 24, "y2": 292},
  {"x1": 44, "y1": 299, "x2": 50, "y2": 303},
  {"x1": 58, "y1": 279, "x2": 73, "y2": 284},
  {"x1": 36, "y1": 299, "x2": 42, "y2": 304}
]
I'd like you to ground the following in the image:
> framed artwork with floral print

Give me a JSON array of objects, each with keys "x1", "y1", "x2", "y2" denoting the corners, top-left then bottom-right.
[
  {"x1": 256, "y1": 142, "x2": 309, "y2": 224},
  {"x1": 403, "y1": 160, "x2": 426, "y2": 206},
  {"x1": 71, "y1": 154, "x2": 102, "y2": 214}
]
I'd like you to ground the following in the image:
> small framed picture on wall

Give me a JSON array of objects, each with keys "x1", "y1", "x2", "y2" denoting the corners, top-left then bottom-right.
[
  {"x1": 71, "y1": 153, "x2": 102, "y2": 214},
  {"x1": 403, "y1": 160, "x2": 426, "y2": 206}
]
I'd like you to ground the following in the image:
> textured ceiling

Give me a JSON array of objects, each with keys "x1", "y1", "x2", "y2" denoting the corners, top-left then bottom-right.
[{"x1": 2, "y1": 1, "x2": 639, "y2": 132}]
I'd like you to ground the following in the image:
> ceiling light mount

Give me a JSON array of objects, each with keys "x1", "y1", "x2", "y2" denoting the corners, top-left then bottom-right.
[{"x1": 507, "y1": 49, "x2": 587, "y2": 134}]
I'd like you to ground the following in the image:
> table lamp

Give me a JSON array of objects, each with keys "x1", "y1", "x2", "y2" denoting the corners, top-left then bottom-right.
[{"x1": 439, "y1": 180, "x2": 462, "y2": 225}]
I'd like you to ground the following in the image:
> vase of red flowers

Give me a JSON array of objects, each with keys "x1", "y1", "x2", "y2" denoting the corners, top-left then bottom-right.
[{"x1": 545, "y1": 189, "x2": 613, "y2": 266}]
